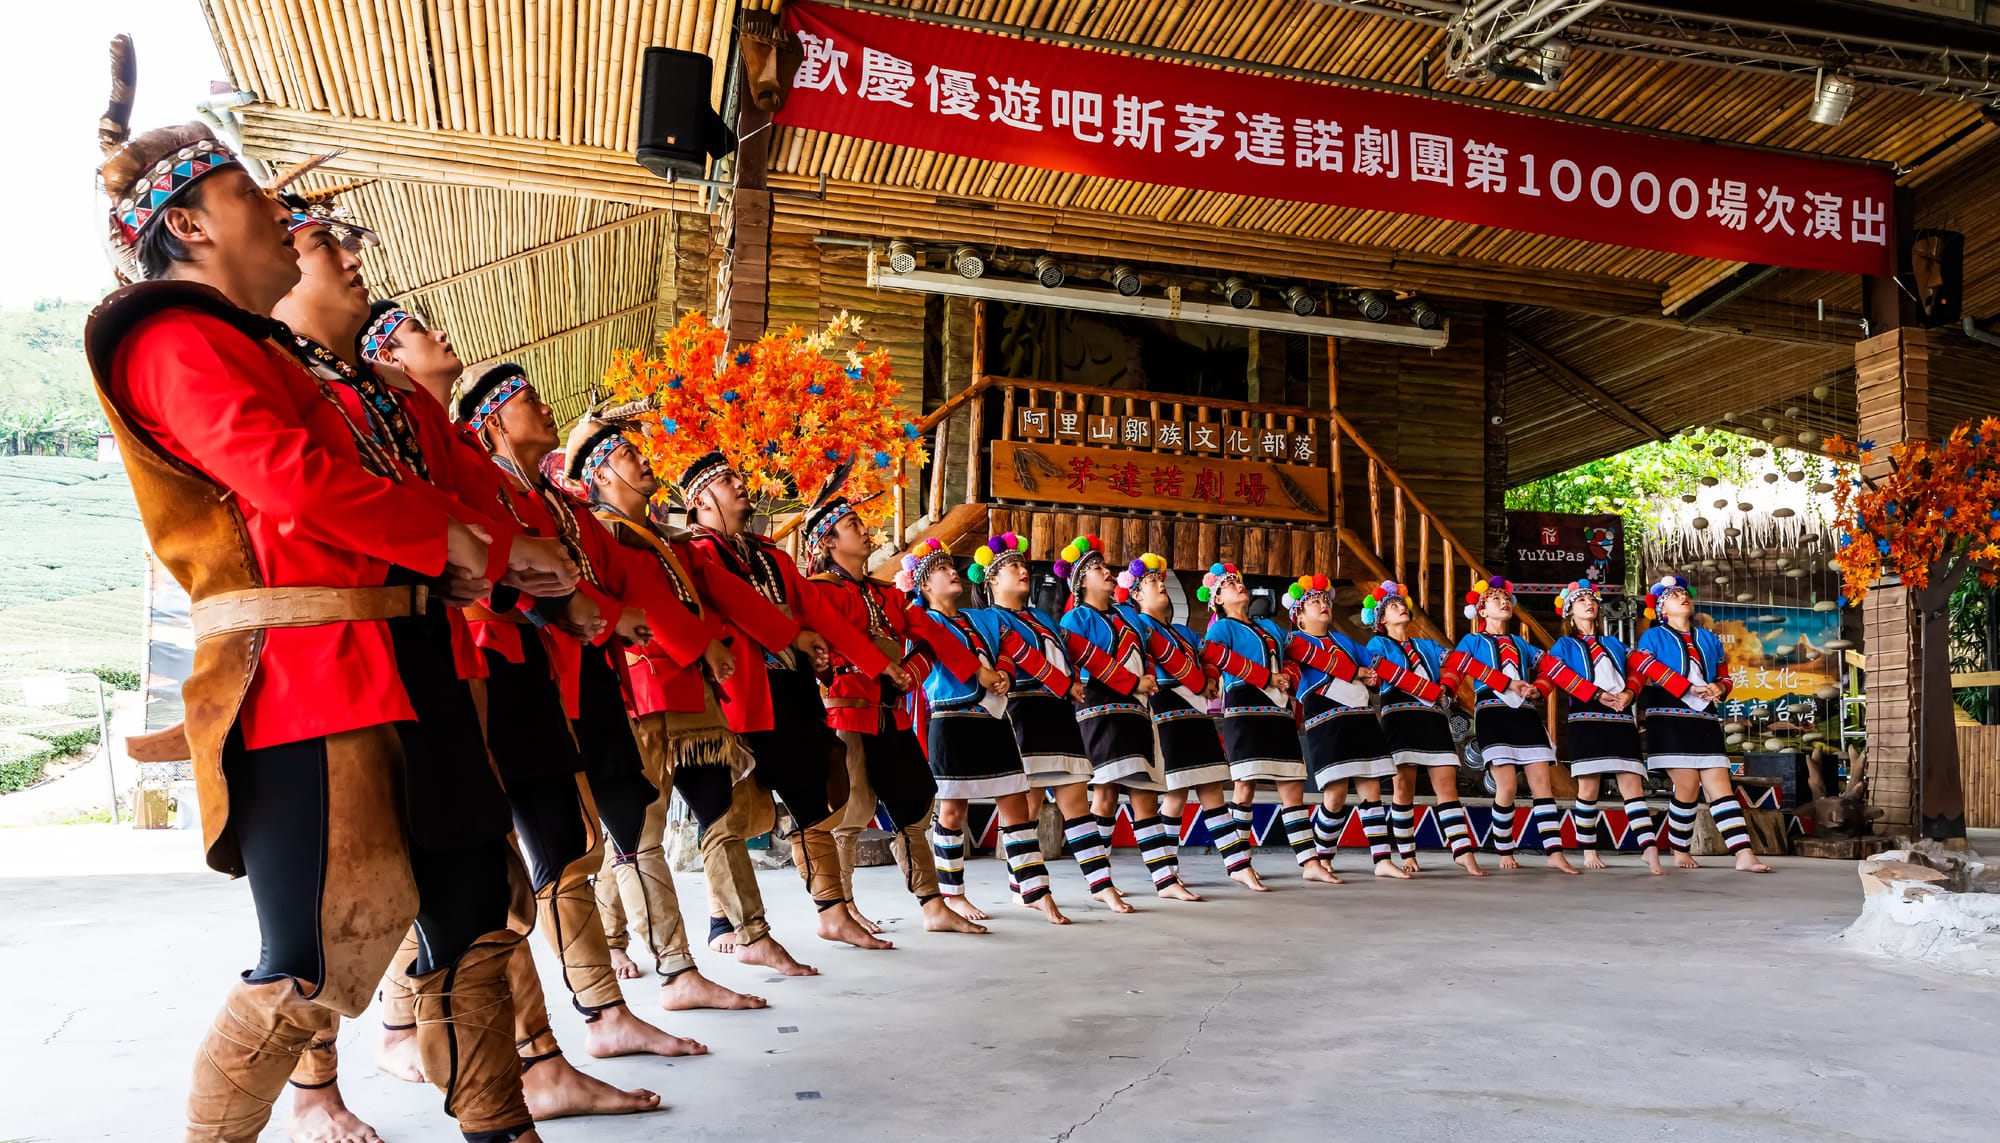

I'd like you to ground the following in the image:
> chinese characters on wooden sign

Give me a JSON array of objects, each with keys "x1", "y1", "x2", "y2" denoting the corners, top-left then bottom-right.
[
  {"x1": 1013, "y1": 407, "x2": 1317, "y2": 464},
  {"x1": 991, "y1": 440, "x2": 1328, "y2": 524}
]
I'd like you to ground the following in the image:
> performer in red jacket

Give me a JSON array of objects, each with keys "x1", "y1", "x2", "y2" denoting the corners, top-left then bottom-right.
[
  {"x1": 681, "y1": 452, "x2": 902, "y2": 951},
  {"x1": 804, "y1": 488, "x2": 991, "y2": 936},
  {"x1": 86, "y1": 53, "x2": 553, "y2": 1141}
]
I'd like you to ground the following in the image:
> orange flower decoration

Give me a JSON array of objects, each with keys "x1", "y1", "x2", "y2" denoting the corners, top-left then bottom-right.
[{"x1": 1825, "y1": 419, "x2": 2000, "y2": 604}]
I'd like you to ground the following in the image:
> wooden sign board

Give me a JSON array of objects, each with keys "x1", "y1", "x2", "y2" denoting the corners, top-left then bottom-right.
[
  {"x1": 991, "y1": 440, "x2": 1329, "y2": 524},
  {"x1": 1012, "y1": 408, "x2": 1319, "y2": 464}
]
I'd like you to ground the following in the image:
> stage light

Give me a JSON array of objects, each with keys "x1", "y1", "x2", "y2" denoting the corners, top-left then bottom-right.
[
  {"x1": 1033, "y1": 255, "x2": 1065, "y2": 288},
  {"x1": 1407, "y1": 298, "x2": 1443, "y2": 330},
  {"x1": 1352, "y1": 289, "x2": 1389, "y2": 321},
  {"x1": 1808, "y1": 70, "x2": 1857, "y2": 126},
  {"x1": 1523, "y1": 39, "x2": 1570, "y2": 92},
  {"x1": 951, "y1": 245, "x2": 985, "y2": 278},
  {"x1": 1110, "y1": 264, "x2": 1143, "y2": 296},
  {"x1": 1220, "y1": 277, "x2": 1255, "y2": 309},
  {"x1": 886, "y1": 240, "x2": 918, "y2": 275},
  {"x1": 1280, "y1": 286, "x2": 1318, "y2": 317}
]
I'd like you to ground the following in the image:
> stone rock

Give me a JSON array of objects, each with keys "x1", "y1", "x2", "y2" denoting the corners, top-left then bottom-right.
[
  {"x1": 1834, "y1": 849, "x2": 2000, "y2": 976},
  {"x1": 853, "y1": 828, "x2": 896, "y2": 867}
]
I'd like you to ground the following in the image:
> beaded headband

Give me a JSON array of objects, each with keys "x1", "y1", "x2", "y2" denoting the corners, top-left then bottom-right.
[
  {"x1": 111, "y1": 137, "x2": 240, "y2": 246},
  {"x1": 359, "y1": 307, "x2": 413, "y2": 365},
  {"x1": 1115, "y1": 553, "x2": 1169, "y2": 604},
  {"x1": 967, "y1": 532, "x2": 1029, "y2": 584},
  {"x1": 1463, "y1": 576, "x2": 1516, "y2": 621},
  {"x1": 1361, "y1": 580, "x2": 1409, "y2": 629},
  {"x1": 464, "y1": 374, "x2": 527, "y2": 434},
  {"x1": 1052, "y1": 534, "x2": 1107, "y2": 594},
  {"x1": 1196, "y1": 561, "x2": 1242, "y2": 604},
  {"x1": 1283, "y1": 573, "x2": 1333, "y2": 615},
  {"x1": 896, "y1": 537, "x2": 954, "y2": 595},
  {"x1": 677, "y1": 450, "x2": 734, "y2": 509}
]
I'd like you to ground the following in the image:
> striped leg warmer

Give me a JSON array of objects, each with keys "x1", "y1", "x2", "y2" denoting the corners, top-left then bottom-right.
[
  {"x1": 1389, "y1": 801, "x2": 1417, "y2": 861},
  {"x1": 1134, "y1": 816, "x2": 1177, "y2": 889},
  {"x1": 1359, "y1": 801, "x2": 1393, "y2": 864},
  {"x1": 1572, "y1": 799, "x2": 1600, "y2": 849},
  {"x1": 1001, "y1": 823, "x2": 1050, "y2": 904},
  {"x1": 1064, "y1": 814, "x2": 1115, "y2": 892},
  {"x1": 1228, "y1": 801, "x2": 1256, "y2": 847},
  {"x1": 1434, "y1": 800, "x2": 1473, "y2": 857},
  {"x1": 1095, "y1": 813, "x2": 1118, "y2": 851},
  {"x1": 1665, "y1": 797, "x2": 1699, "y2": 853},
  {"x1": 1623, "y1": 798, "x2": 1659, "y2": 850},
  {"x1": 1280, "y1": 805, "x2": 1318, "y2": 867},
  {"x1": 1160, "y1": 813, "x2": 1183, "y2": 885},
  {"x1": 1311, "y1": 804, "x2": 1347, "y2": 862},
  {"x1": 1531, "y1": 797, "x2": 1565, "y2": 853},
  {"x1": 1490, "y1": 803, "x2": 1519, "y2": 854},
  {"x1": 931, "y1": 824, "x2": 966, "y2": 896},
  {"x1": 1202, "y1": 806, "x2": 1254, "y2": 873},
  {"x1": 1708, "y1": 794, "x2": 1754, "y2": 854}
]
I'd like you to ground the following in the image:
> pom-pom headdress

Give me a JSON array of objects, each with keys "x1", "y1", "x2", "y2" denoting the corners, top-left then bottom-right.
[
  {"x1": 1282, "y1": 574, "x2": 1333, "y2": 616},
  {"x1": 1644, "y1": 574, "x2": 1694, "y2": 622},
  {"x1": 1361, "y1": 580, "x2": 1408, "y2": 629},
  {"x1": 896, "y1": 537, "x2": 954, "y2": 596},
  {"x1": 1196, "y1": 562, "x2": 1242, "y2": 605},
  {"x1": 1462, "y1": 576, "x2": 1516, "y2": 621},
  {"x1": 1114, "y1": 552, "x2": 1169, "y2": 604},
  {"x1": 95, "y1": 35, "x2": 245, "y2": 283},
  {"x1": 1052, "y1": 533, "x2": 1107, "y2": 595},
  {"x1": 967, "y1": 532, "x2": 1030, "y2": 585},
  {"x1": 1555, "y1": 579, "x2": 1600, "y2": 617}
]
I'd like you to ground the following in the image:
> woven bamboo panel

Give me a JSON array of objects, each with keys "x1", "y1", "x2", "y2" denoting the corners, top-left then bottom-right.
[{"x1": 1958, "y1": 725, "x2": 2000, "y2": 830}]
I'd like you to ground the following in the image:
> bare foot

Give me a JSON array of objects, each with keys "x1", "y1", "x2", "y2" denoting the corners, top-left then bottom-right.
[
  {"x1": 287, "y1": 1083, "x2": 381, "y2": 1143},
  {"x1": 1455, "y1": 852, "x2": 1489, "y2": 877},
  {"x1": 375, "y1": 1025, "x2": 426, "y2": 1084},
  {"x1": 1092, "y1": 885, "x2": 1138, "y2": 913},
  {"x1": 1400, "y1": 856, "x2": 1422, "y2": 874},
  {"x1": 610, "y1": 947, "x2": 644, "y2": 980},
  {"x1": 922, "y1": 897, "x2": 990, "y2": 934},
  {"x1": 945, "y1": 894, "x2": 991, "y2": 922},
  {"x1": 582, "y1": 1005, "x2": 708, "y2": 1059},
  {"x1": 708, "y1": 927, "x2": 738, "y2": 955},
  {"x1": 1373, "y1": 859, "x2": 1413, "y2": 880},
  {"x1": 1300, "y1": 859, "x2": 1343, "y2": 884},
  {"x1": 1547, "y1": 852, "x2": 1582, "y2": 875},
  {"x1": 1674, "y1": 852, "x2": 1702, "y2": 869},
  {"x1": 1582, "y1": 850, "x2": 1609, "y2": 870},
  {"x1": 1642, "y1": 847, "x2": 1665, "y2": 876},
  {"x1": 521, "y1": 1054, "x2": 661, "y2": 1119},
  {"x1": 1156, "y1": 880, "x2": 1204, "y2": 901},
  {"x1": 1497, "y1": 853, "x2": 1521, "y2": 871},
  {"x1": 735, "y1": 935, "x2": 817, "y2": 976},
  {"x1": 659, "y1": 969, "x2": 768, "y2": 1011},
  {"x1": 818, "y1": 906, "x2": 895, "y2": 949},
  {"x1": 1229, "y1": 866, "x2": 1273, "y2": 892},
  {"x1": 1735, "y1": 851, "x2": 1774, "y2": 873},
  {"x1": 847, "y1": 902, "x2": 883, "y2": 934},
  {"x1": 1033, "y1": 895, "x2": 1073, "y2": 925}
]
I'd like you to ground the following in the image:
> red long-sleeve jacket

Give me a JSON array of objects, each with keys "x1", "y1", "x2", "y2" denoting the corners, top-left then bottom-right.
[
  {"x1": 109, "y1": 309, "x2": 470, "y2": 750},
  {"x1": 594, "y1": 515, "x2": 726, "y2": 718},
  {"x1": 811, "y1": 575, "x2": 981, "y2": 735}
]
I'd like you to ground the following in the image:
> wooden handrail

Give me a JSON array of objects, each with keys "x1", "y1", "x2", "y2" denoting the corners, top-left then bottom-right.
[
  {"x1": 916, "y1": 372, "x2": 996, "y2": 433},
  {"x1": 981, "y1": 374, "x2": 1334, "y2": 422}
]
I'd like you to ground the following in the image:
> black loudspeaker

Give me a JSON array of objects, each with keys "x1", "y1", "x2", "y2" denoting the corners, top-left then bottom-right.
[
  {"x1": 635, "y1": 47, "x2": 737, "y2": 180},
  {"x1": 1910, "y1": 228, "x2": 1962, "y2": 328}
]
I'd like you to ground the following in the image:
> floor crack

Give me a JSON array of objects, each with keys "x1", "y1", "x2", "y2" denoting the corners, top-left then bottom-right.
[
  {"x1": 43, "y1": 1009, "x2": 78, "y2": 1046},
  {"x1": 1052, "y1": 979, "x2": 1242, "y2": 1142}
]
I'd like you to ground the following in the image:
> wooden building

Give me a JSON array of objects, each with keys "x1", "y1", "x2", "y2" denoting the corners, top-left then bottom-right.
[{"x1": 194, "y1": 0, "x2": 2000, "y2": 831}]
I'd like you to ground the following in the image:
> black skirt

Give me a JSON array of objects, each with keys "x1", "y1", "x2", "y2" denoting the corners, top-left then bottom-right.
[
  {"x1": 1149, "y1": 686, "x2": 1229, "y2": 790},
  {"x1": 1565, "y1": 701, "x2": 1645, "y2": 776},
  {"x1": 1220, "y1": 683, "x2": 1307, "y2": 783},
  {"x1": 1380, "y1": 704, "x2": 1459, "y2": 768},
  {"x1": 927, "y1": 702, "x2": 1031, "y2": 799},
  {"x1": 1300, "y1": 693, "x2": 1396, "y2": 787},
  {"x1": 1006, "y1": 689, "x2": 1093, "y2": 787},
  {"x1": 1474, "y1": 702, "x2": 1556, "y2": 766},
  {"x1": 480, "y1": 631, "x2": 583, "y2": 784},
  {"x1": 384, "y1": 568, "x2": 512, "y2": 851},
  {"x1": 1639, "y1": 686, "x2": 1730, "y2": 770},
  {"x1": 1075, "y1": 678, "x2": 1164, "y2": 790}
]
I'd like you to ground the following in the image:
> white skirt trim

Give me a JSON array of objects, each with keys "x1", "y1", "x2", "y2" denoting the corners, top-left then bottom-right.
[
  {"x1": 1482, "y1": 744, "x2": 1557, "y2": 767},
  {"x1": 1229, "y1": 759, "x2": 1310, "y2": 783},
  {"x1": 936, "y1": 773, "x2": 1033, "y2": 800},
  {"x1": 1093, "y1": 755, "x2": 1167, "y2": 790},
  {"x1": 1021, "y1": 753, "x2": 1093, "y2": 787},
  {"x1": 1567, "y1": 756, "x2": 1647, "y2": 777},
  {"x1": 1392, "y1": 748, "x2": 1460, "y2": 769},
  {"x1": 1318, "y1": 755, "x2": 1398, "y2": 785},
  {"x1": 1645, "y1": 753, "x2": 1731, "y2": 772},
  {"x1": 1164, "y1": 762, "x2": 1231, "y2": 790}
]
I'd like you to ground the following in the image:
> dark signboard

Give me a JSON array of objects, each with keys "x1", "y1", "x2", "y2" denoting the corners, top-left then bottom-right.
[{"x1": 1505, "y1": 511, "x2": 1624, "y2": 594}]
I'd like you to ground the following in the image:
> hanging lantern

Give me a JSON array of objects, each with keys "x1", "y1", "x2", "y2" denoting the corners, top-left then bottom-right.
[
  {"x1": 1775, "y1": 557, "x2": 1791, "y2": 568},
  {"x1": 1763, "y1": 472, "x2": 1780, "y2": 483},
  {"x1": 1722, "y1": 412, "x2": 1739, "y2": 423},
  {"x1": 1699, "y1": 559, "x2": 1718, "y2": 569},
  {"x1": 1714, "y1": 575, "x2": 1731, "y2": 585},
  {"x1": 1784, "y1": 406, "x2": 1803, "y2": 418},
  {"x1": 1762, "y1": 416, "x2": 1779, "y2": 430},
  {"x1": 1811, "y1": 480, "x2": 1834, "y2": 494},
  {"x1": 1773, "y1": 433, "x2": 1793, "y2": 447},
  {"x1": 1726, "y1": 733, "x2": 1746, "y2": 746},
  {"x1": 1783, "y1": 567, "x2": 1805, "y2": 577},
  {"x1": 1760, "y1": 614, "x2": 1783, "y2": 624},
  {"x1": 1711, "y1": 445, "x2": 1729, "y2": 457},
  {"x1": 1713, "y1": 498, "x2": 1729, "y2": 509},
  {"x1": 1681, "y1": 492, "x2": 1698, "y2": 503},
  {"x1": 1764, "y1": 737, "x2": 1785, "y2": 752},
  {"x1": 1813, "y1": 600, "x2": 1837, "y2": 612},
  {"x1": 1747, "y1": 547, "x2": 1766, "y2": 559},
  {"x1": 1700, "y1": 476, "x2": 1720, "y2": 486},
  {"x1": 1737, "y1": 501, "x2": 1754, "y2": 512},
  {"x1": 1797, "y1": 430, "x2": 1819, "y2": 447},
  {"x1": 1812, "y1": 384, "x2": 1830, "y2": 400},
  {"x1": 1725, "y1": 526, "x2": 1741, "y2": 537},
  {"x1": 1748, "y1": 447, "x2": 1768, "y2": 458},
  {"x1": 1692, "y1": 516, "x2": 1710, "y2": 530},
  {"x1": 1787, "y1": 470, "x2": 1805, "y2": 482},
  {"x1": 1772, "y1": 506, "x2": 1796, "y2": 518},
  {"x1": 1735, "y1": 591, "x2": 1754, "y2": 602}
]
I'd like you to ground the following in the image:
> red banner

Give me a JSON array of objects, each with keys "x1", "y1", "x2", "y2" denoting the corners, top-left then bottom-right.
[{"x1": 776, "y1": 2, "x2": 1895, "y2": 276}]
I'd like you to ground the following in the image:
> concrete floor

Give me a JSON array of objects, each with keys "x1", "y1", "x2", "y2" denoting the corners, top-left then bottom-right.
[{"x1": 4, "y1": 825, "x2": 1998, "y2": 1142}]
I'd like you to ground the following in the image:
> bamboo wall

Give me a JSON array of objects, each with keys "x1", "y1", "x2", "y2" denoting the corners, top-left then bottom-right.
[{"x1": 1958, "y1": 724, "x2": 2000, "y2": 829}]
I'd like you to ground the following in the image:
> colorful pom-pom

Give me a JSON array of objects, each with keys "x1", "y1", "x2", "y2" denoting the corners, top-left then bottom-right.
[
  {"x1": 966, "y1": 563, "x2": 985, "y2": 584},
  {"x1": 1464, "y1": 603, "x2": 1478, "y2": 620},
  {"x1": 1210, "y1": 562, "x2": 1226, "y2": 576},
  {"x1": 1061, "y1": 544, "x2": 1081, "y2": 563},
  {"x1": 1196, "y1": 585, "x2": 1212, "y2": 603},
  {"x1": 1129, "y1": 559, "x2": 1148, "y2": 578}
]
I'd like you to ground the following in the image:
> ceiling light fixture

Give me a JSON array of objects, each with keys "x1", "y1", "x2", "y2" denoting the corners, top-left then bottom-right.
[
  {"x1": 1220, "y1": 277, "x2": 1256, "y2": 309},
  {"x1": 886, "y1": 240, "x2": 918, "y2": 275},
  {"x1": 1352, "y1": 289, "x2": 1389, "y2": 321},
  {"x1": 951, "y1": 245, "x2": 985, "y2": 279},
  {"x1": 1407, "y1": 298, "x2": 1444, "y2": 330},
  {"x1": 1280, "y1": 286, "x2": 1318, "y2": 317},
  {"x1": 1808, "y1": 69, "x2": 1857, "y2": 127},
  {"x1": 1110, "y1": 264, "x2": 1143, "y2": 297},
  {"x1": 1033, "y1": 255, "x2": 1065, "y2": 289}
]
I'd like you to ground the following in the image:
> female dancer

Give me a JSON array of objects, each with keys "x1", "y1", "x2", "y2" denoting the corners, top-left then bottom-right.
[
  {"x1": 1283, "y1": 576, "x2": 1405, "y2": 879},
  {"x1": 1057, "y1": 534, "x2": 1171, "y2": 908},
  {"x1": 1449, "y1": 577, "x2": 1579, "y2": 874},
  {"x1": 1631, "y1": 576, "x2": 1773, "y2": 873},
  {"x1": 1537, "y1": 580, "x2": 1664, "y2": 875},
  {"x1": 900, "y1": 543, "x2": 1074, "y2": 923},
  {"x1": 1364, "y1": 583, "x2": 1484, "y2": 876},
  {"x1": 976, "y1": 533, "x2": 1137, "y2": 912},
  {"x1": 1117, "y1": 554, "x2": 1267, "y2": 894},
  {"x1": 1200, "y1": 563, "x2": 1339, "y2": 883}
]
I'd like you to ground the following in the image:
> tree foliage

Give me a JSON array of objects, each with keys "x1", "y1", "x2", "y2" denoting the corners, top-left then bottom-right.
[
  {"x1": 0, "y1": 299, "x2": 106, "y2": 455},
  {"x1": 1826, "y1": 420, "x2": 2000, "y2": 603}
]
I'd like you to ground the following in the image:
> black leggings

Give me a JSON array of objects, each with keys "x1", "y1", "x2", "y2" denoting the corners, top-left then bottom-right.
[
  {"x1": 673, "y1": 761, "x2": 735, "y2": 828},
  {"x1": 864, "y1": 728, "x2": 940, "y2": 829},
  {"x1": 505, "y1": 772, "x2": 590, "y2": 893},
  {"x1": 741, "y1": 666, "x2": 846, "y2": 827},
  {"x1": 228, "y1": 733, "x2": 512, "y2": 987}
]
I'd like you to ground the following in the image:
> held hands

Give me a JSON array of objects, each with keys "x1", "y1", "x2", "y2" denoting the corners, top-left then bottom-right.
[
  {"x1": 1201, "y1": 678, "x2": 1221, "y2": 701},
  {"x1": 614, "y1": 607, "x2": 651, "y2": 644},
  {"x1": 1696, "y1": 682, "x2": 1725, "y2": 702},
  {"x1": 703, "y1": 639, "x2": 736, "y2": 683},
  {"x1": 1602, "y1": 689, "x2": 1632, "y2": 712},
  {"x1": 1509, "y1": 679, "x2": 1539, "y2": 701},
  {"x1": 793, "y1": 630, "x2": 831, "y2": 672},
  {"x1": 1135, "y1": 674, "x2": 1159, "y2": 696},
  {"x1": 501, "y1": 535, "x2": 579, "y2": 597},
  {"x1": 882, "y1": 661, "x2": 913, "y2": 691},
  {"x1": 1274, "y1": 673, "x2": 1293, "y2": 694},
  {"x1": 556, "y1": 592, "x2": 607, "y2": 641},
  {"x1": 1357, "y1": 667, "x2": 1379, "y2": 685},
  {"x1": 442, "y1": 521, "x2": 494, "y2": 603},
  {"x1": 977, "y1": 665, "x2": 1010, "y2": 695},
  {"x1": 1070, "y1": 682, "x2": 1088, "y2": 703}
]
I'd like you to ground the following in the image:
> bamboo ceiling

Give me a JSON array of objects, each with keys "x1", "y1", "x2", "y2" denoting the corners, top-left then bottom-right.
[{"x1": 202, "y1": 0, "x2": 1999, "y2": 476}]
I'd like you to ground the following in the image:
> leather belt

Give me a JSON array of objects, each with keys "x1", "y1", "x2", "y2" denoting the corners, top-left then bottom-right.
[{"x1": 190, "y1": 583, "x2": 429, "y2": 642}]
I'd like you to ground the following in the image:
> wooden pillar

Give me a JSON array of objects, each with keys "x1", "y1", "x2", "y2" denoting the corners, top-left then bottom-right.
[
  {"x1": 1482, "y1": 301, "x2": 1509, "y2": 570},
  {"x1": 719, "y1": 12, "x2": 775, "y2": 347}
]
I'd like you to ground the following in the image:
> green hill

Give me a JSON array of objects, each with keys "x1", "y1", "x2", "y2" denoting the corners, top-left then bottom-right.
[{"x1": 0, "y1": 299, "x2": 104, "y2": 455}]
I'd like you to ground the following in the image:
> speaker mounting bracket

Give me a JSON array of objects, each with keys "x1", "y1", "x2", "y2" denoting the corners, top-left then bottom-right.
[{"x1": 769, "y1": 171, "x2": 829, "y2": 202}]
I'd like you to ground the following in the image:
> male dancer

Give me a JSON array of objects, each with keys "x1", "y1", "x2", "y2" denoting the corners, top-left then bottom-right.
[
  {"x1": 679, "y1": 453, "x2": 902, "y2": 949},
  {"x1": 804, "y1": 493, "x2": 991, "y2": 934},
  {"x1": 565, "y1": 405, "x2": 820, "y2": 980},
  {"x1": 88, "y1": 47, "x2": 555, "y2": 1141},
  {"x1": 270, "y1": 243, "x2": 657, "y2": 1133}
]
